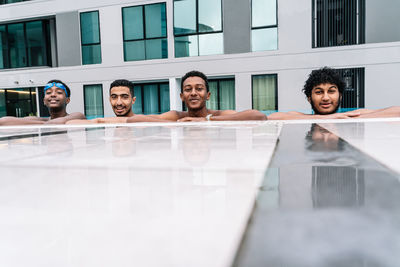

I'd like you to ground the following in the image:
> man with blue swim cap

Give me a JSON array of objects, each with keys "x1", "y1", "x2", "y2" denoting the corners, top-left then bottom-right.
[{"x1": 0, "y1": 79, "x2": 85, "y2": 125}]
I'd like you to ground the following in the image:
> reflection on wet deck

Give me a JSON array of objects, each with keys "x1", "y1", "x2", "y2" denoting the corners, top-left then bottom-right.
[{"x1": 235, "y1": 123, "x2": 400, "y2": 267}]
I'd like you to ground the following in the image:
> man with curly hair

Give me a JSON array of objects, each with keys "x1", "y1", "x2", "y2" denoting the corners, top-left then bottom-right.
[{"x1": 268, "y1": 67, "x2": 400, "y2": 120}]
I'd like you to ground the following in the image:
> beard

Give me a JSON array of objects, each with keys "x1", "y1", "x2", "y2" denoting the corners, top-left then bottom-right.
[{"x1": 310, "y1": 101, "x2": 340, "y2": 115}]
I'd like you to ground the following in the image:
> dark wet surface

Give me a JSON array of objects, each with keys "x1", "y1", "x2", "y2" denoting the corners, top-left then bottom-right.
[{"x1": 234, "y1": 123, "x2": 400, "y2": 267}]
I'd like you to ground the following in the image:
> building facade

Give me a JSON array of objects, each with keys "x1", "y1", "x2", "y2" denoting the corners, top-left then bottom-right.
[{"x1": 0, "y1": 0, "x2": 399, "y2": 118}]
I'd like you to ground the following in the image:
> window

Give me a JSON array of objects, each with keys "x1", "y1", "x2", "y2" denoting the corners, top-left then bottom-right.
[
  {"x1": 312, "y1": 0, "x2": 365, "y2": 48},
  {"x1": 251, "y1": 0, "x2": 278, "y2": 51},
  {"x1": 174, "y1": 0, "x2": 223, "y2": 57},
  {"x1": 336, "y1": 68, "x2": 364, "y2": 109},
  {"x1": 0, "y1": 0, "x2": 31, "y2": 5},
  {"x1": 84, "y1": 84, "x2": 104, "y2": 119},
  {"x1": 0, "y1": 20, "x2": 52, "y2": 69},
  {"x1": 122, "y1": 3, "x2": 167, "y2": 61},
  {"x1": 132, "y1": 82, "x2": 170, "y2": 114},
  {"x1": 207, "y1": 78, "x2": 235, "y2": 110},
  {"x1": 0, "y1": 88, "x2": 37, "y2": 117},
  {"x1": 252, "y1": 74, "x2": 277, "y2": 111},
  {"x1": 80, "y1": 11, "x2": 102, "y2": 65}
]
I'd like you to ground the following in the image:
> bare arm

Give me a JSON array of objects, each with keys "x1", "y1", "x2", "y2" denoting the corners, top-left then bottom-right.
[
  {"x1": 127, "y1": 111, "x2": 181, "y2": 123},
  {"x1": 358, "y1": 106, "x2": 400, "y2": 118},
  {"x1": 0, "y1": 116, "x2": 46, "y2": 126},
  {"x1": 66, "y1": 117, "x2": 129, "y2": 125},
  {"x1": 45, "y1": 112, "x2": 86, "y2": 124},
  {"x1": 177, "y1": 109, "x2": 267, "y2": 122},
  {"x1": 267, "y1": 111, "x2": 361, "y2": 120},
  {"x1": 211, "y1": 109, "x2": 266, "y2": 121}
]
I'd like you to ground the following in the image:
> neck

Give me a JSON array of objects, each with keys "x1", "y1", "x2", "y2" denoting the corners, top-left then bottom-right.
[
  {"x1": 188, "y1": 107, "x2": 209, "y2": 117},
  {"x1": 49, "y1": 108, "x2": 68, "y2": 119}
]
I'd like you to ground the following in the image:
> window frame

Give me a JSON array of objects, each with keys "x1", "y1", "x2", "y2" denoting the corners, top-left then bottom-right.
[
  {"x1": 122, "y1": 2, "x2": 168, "y2": 61},
  {"x1": 133, "y1": 81, "x2": 170, "y2": 114},
  {"x1": 207, "y1": 77, "x2": 235, "y2": 110},
  {"x1": 173, "y1": 0, "x2": 224, "y2": 38},
  {"x1": 251, "y1": 73, "x2": 278, "y2": 111},
  {"x1": 79, "y1": 10, "x2": 102, "y2": 65},
  {"x1": 250, "y1": 0, "x2": 279, "y2": 51},
  {"x1": 0, "y1": 19, "x2": 51, "y2": 69},
  {"x1": 311, "y1": 0, "x2": 366, "y2": 48},
  {"x1": 83, "y1": 84, "x2": 104, "y2": 118}
]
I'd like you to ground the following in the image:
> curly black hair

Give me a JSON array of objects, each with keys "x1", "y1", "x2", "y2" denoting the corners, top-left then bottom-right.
[
  {"x1": 181, "y1": 70, "x2": 209, "y2": 92},
  {"x1": 110, "y1": 79, "x2": 134, "y2": 96},
  {"x1": 302, "y1": 67, "x2": 345, "y2": 98},
  {"x1": 46, "y1": 80, "x2": 71, "y2": 98}
]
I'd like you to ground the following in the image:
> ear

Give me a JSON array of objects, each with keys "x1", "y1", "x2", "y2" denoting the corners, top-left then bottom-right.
[
  {"x1": 66, "y1": 98, "x2": 71, "y2": 105},
  {"x1": 131, "y1": 96, "x2": 136, "y2": 105},
  {"x1": 180, "y1": 93, "x2": 184, "y2": 102},
  {"x1": 307, "y1": 96, "x2": 311, "y2": 104},
  {"x1": 206, "y1": 91, "x2": 210, "y2": 101}
]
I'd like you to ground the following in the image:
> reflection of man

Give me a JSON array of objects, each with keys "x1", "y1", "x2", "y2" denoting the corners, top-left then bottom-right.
[
  {"x1": 182, "y1": 127, "x2": 211, "y2": 166},
  {"x1": 0, "y1": 80, "x2": 85, "y2": 125},
  {"x1": 112, "y1": 127, "x2": 136, "y2": 157},
  {"x1": 268, "y1": 67, "x2": 400, "y2": 120},
  {"x1": 304, "y1": 124, "x2": 365, "y2": 208},
  {"x1": 306, "y1": 124, "x2": 341, "y2": 151},
  {"x1": 68, "y1": 79, "x2": 136, "y2": 124},
  {"x1": 127, "y1": 70, "x2": 267, "y2": 122}
]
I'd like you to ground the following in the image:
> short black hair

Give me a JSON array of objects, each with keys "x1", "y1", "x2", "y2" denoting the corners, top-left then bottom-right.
[
  {"x1": 302, "y1": 67, "x2": 345, "y2": 98},
  {"x1": 46, "y1": 80, "x2": 71, "y2": 98},
  {"x1": 181, "y1": 70, "x2": 209, "y2": 92},
  {"x1": 110, "y1": 79, "x2": 134, "y2": 96}
]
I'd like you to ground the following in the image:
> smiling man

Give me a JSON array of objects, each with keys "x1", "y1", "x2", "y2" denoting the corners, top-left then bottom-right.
[
  {"x1": 67, "y1": 79, "x2": 137, "y2": 124},
  {"x1": 268, "y1": 67, "x2": 400, "y2": 120},
  {"x1": 127, "y1": 70, "x2": 266, "y2": 123},
  {"x1": 0, "y1": 80, "x2": 85, "y2": 126}
]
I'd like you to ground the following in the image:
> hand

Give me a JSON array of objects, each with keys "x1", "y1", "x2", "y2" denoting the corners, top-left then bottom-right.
[
  {"x1": 177, "y1": 117, "x2": 207, "y2": 122},
  {"x1": 324, "y1": 111, "x2": 361, "y2": 119}
]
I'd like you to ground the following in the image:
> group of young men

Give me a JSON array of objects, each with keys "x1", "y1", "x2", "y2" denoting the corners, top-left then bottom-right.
[{"x1": 0, "y1": 68, "x2": 399, "y2": 126}]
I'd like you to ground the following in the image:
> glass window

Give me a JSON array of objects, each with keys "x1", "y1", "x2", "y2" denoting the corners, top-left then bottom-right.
[
  {"x1": 336, "y1": 68, "x2": 365, "y2": 109},
  {"x1": 175, "y1": 35, "x2": 198, "y2": 57},
  {"x1": 0, "y1": 0, "x2": 31, "y2": 5},
  {"x1": 84, "y1": 84, "x2": 104, "y2": 119},
  {"x1": 0, "y1": 20, "x2": 51, "y2": 70},
  {"x1": 174, "y1": 0, "x2": 223, "y2": 57},
  {"x1": 252, "y1": 28, "x2": 278, "y2": 51},
  {"x1": 26, "y1": 21, "x2": 48, "y2": 66},
  {"x1": 80, "y1": 11, "x2": 102, "y2": 65},
  {"x1": 132, "y1": 82, "x2": 170, "y2": 114},
  {"x1": 0, "y1": 88, "x2": 37, "y2": 117},
  {"x1": 0, "y1": 25, "x2": 8, "y2": 69},
  {"x1": 122, "y1": 6, "x2": 144, "y2": 40},
  {"x1": 122, "y1": 3, "x2": 167, "y2": 61},
  {"x1": 206, "y1": 78, "x2": 235, "y2": 110},
  {"x1": 173, "y1": 0, "x2": 196, "y2": 35},
  {"x1": 251, "y1": 0, "x2": 278, "y2": 52},
  {"x1": 8, "y1": 23, "x2": 27, "y2": 68},
  {"x1": 313, "y1": 0, "x2": 365, "y2": 48},
  {"x1": 198, "y1": 0, "x2": 222, "y2": 33},
  {"x1": 252, "y1": 74, "x2": 277, "y2": 111},
  {"x1": 0, "y1": 89, "x2": 6, "y2": 117}
]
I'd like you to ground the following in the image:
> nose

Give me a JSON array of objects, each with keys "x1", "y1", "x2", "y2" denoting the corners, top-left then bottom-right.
[
  {"x1": 116, "y1": 96, "x2": 123, "y2": 105},
  {"x1": 190, "y1": 88, "x2": 197, "y2": 96},
  {"x1": 322, "y1": 91, "x2": 329, "y2": 101}
]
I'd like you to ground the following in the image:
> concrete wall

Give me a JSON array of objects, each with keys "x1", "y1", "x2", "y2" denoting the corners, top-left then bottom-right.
[{"x1": 56, "y1": 11, "x2": 81, "y2": 67}]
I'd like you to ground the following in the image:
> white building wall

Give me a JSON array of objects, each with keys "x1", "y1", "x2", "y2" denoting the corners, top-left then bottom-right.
[{"x1": 0, "y1": 0, "x2": 399, "y2": 117}]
